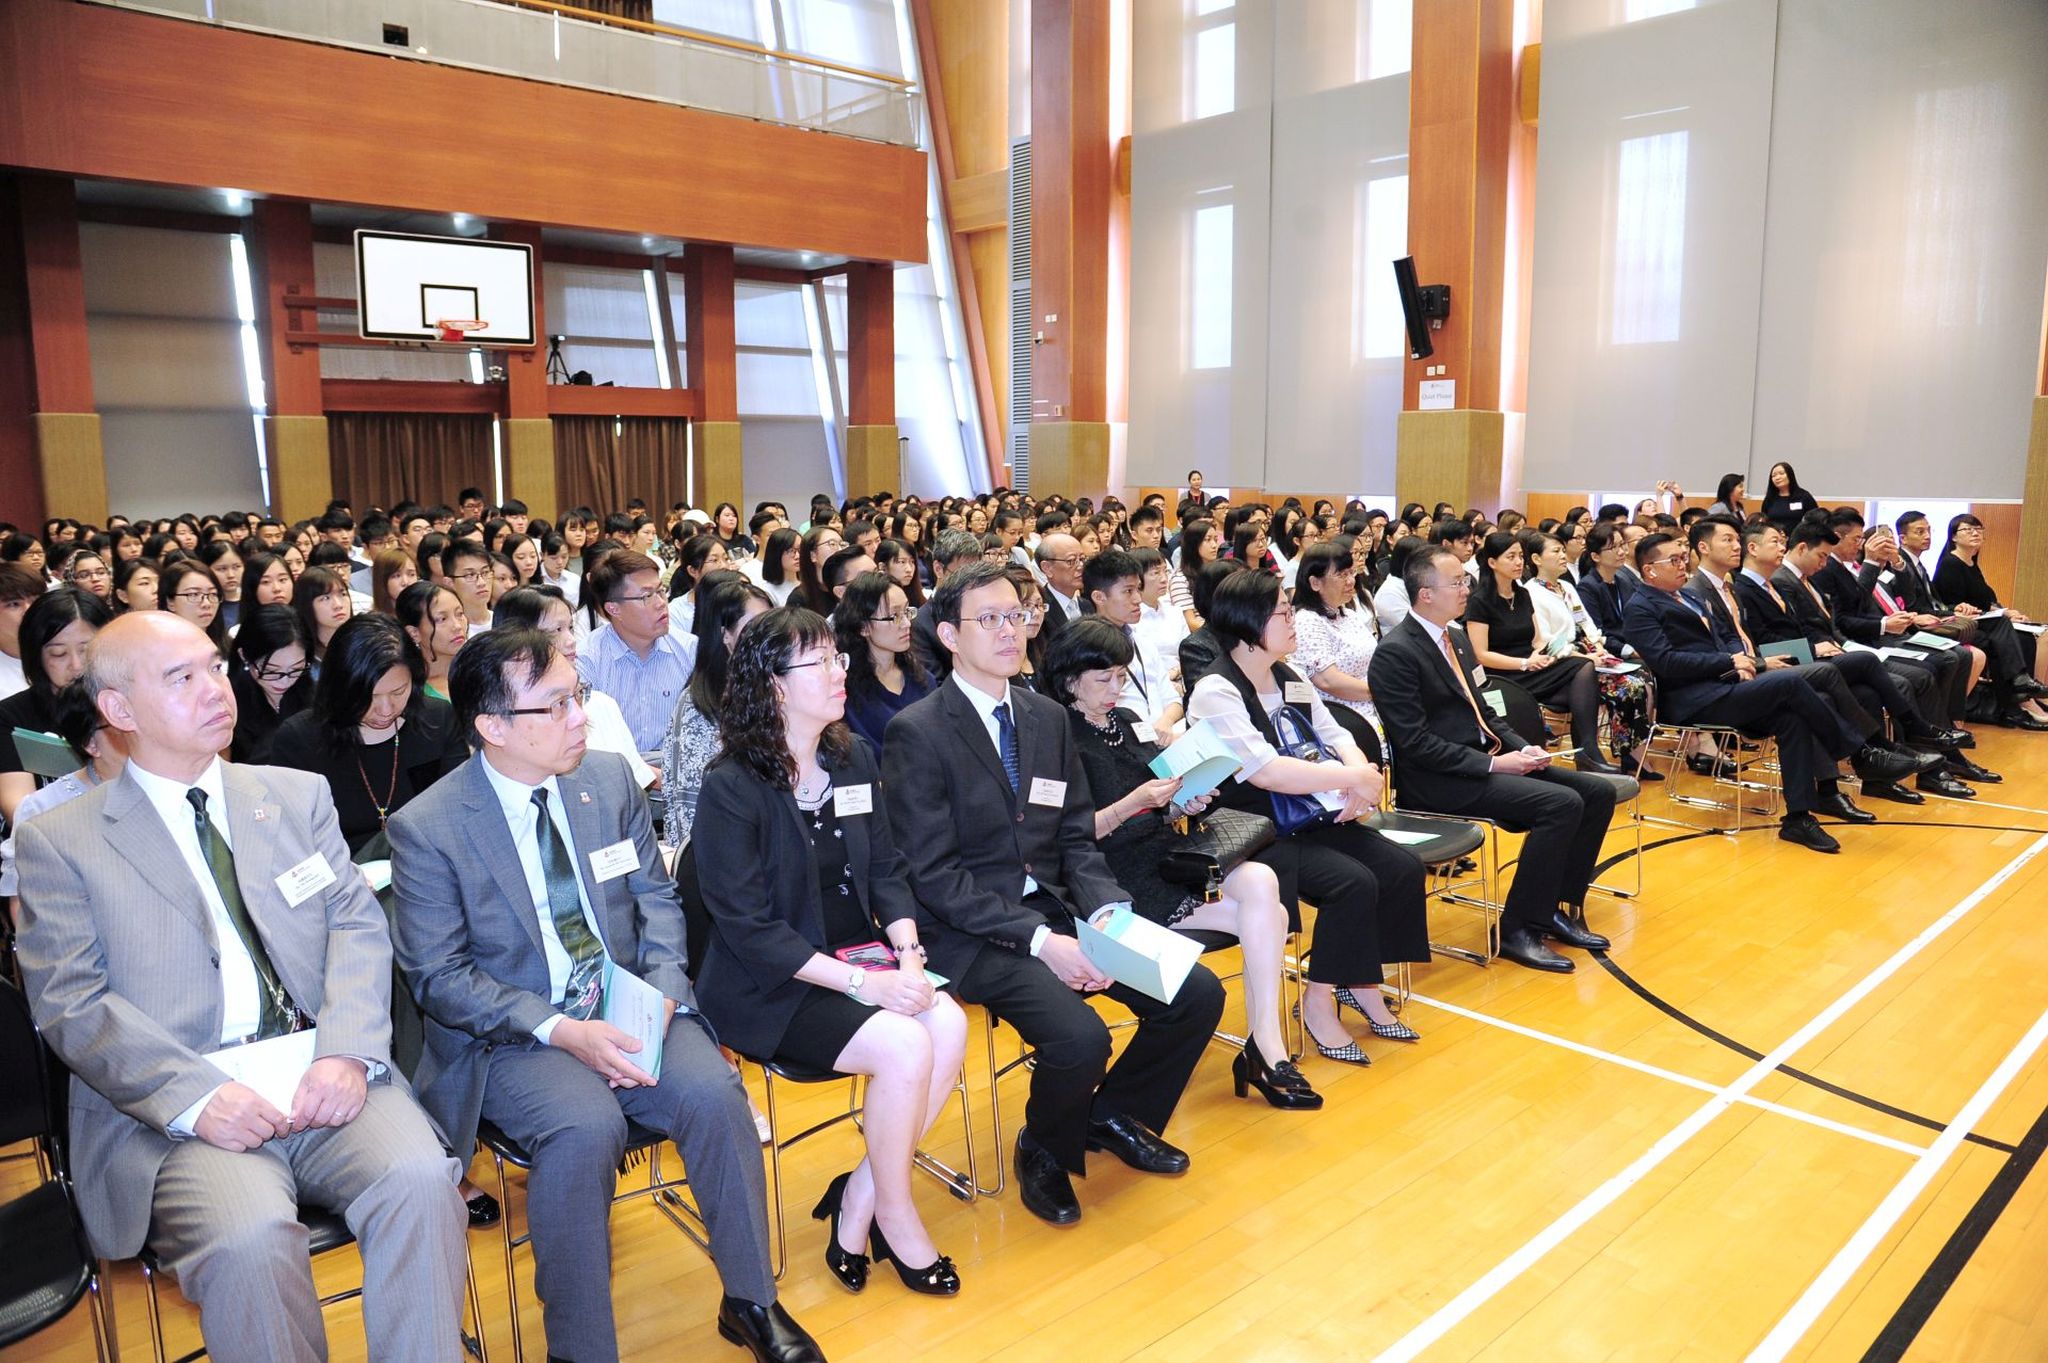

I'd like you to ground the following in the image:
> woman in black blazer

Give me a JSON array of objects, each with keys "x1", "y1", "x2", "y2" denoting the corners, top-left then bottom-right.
[{"x1": 694, "y1": 606, "x2": 966, "y2": 1299}]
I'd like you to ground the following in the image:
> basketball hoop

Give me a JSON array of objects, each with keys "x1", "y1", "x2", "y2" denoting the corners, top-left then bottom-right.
[{"x1": 435, "y1": 318, "x2": 488, "y2": 344}]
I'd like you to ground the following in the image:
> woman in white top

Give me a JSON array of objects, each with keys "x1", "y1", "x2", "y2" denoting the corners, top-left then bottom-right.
[
  {"x1": 1520, "y1": 530, "x2": 1656, "y2": 777},
  {"x1": 537, "y1": 531, "x2": 581, "y2": 609},
  {"x1": 1170, "y1": 517, "x2": 1223, "y2": 631},
  {"x1": 1287, "y1": 543, "x2": 1389, "y2": 763},
  {"x1": 752, "y1": 527, "x2": 803, "y2": 608},
  {"x1": 492, "y1": 585, "x2": 655, "y2": 789},
  {"x1": 1186, "y1": 570, "x2": 1430, "y2": 1063}
]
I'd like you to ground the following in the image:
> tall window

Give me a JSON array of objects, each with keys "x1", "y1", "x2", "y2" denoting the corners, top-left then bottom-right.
[
  {"x1": 1190, "y1": 201, "x2": 1234, "y2": 370},
  {"x1": 1354, "y1": 172, "x2": 1409, "y2": 360},
  {"x1": 1359, "y1": 0, "x2": 1413, "y2": 81},
  {"x1": 1610, "y1": 130, "x2": 1688, "y2": 345},
  {"x1": 1187, "y1": 0, "x2": 1236, "y2": 121}
]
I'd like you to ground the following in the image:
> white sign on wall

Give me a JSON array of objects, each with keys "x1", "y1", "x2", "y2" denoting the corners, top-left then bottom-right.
[{"x1": 1418, "y1": 379, "x2": 1456, "y2": 411}]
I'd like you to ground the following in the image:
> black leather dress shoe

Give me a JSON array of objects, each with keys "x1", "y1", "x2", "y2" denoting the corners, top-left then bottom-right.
[
  {"x1": 1576, "y1": 755, "x2": 1625, "y2": 776},
  {"x1": 1499, "y1": 925, "x2": 1574, "y2": 973},
  {"x1": 1685, "y1": 753, "x2": 1723, "y2": 777},
  {"x1": 1086, "y1": 1111, "x2": 1190, "y2": 1175},
  {"x1": 1014, "y1": 1129, "x2": 1082, "y2": 1226},
  {"x1": 2013, "y1": 676, "x2": 2048, "y2": 699},
  {"x1": 1850, "y1": 745, "x2": 1921, "y2": 784},
  {"x1": 1779, "y1": 812, "x2": 1841, "y2": 853},
  {"x1": 1917, "y1": 770, "x2": 1976, "y2": 798},
  {"x1": 1948, "y1": 728, "x2": 1977, "y2": 749},
  {"x1": 465, "y1": 1190, "x2": 502, "y2": 1230},
  {"x1": 1857, "y1": 780, "x2": 1924, "y2": 806},
  {"x1": 1913, "y1": 725, "x2": 1971, "y2": 748},
  {"x1": 1998, "y1": 709, "x2": 2048, "y2": 731},
  {"x1": 1541, "y1": 909, "x2": 1610, "y2": 952},
  {"x1": 715, "y1": 1296, "x2": 826, "y2": 1363},
  {"x1": 1946, "y1": 754, "x2": 2001, "y2": 783},
  {"x1": 1814, "y1": 790, "x2": 1878, "y2": 823}
]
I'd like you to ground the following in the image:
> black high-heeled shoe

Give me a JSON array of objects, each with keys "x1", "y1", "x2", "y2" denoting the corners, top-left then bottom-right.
[
  {"x1": 810, "y1": 1171, "x2": 869, "y2": 1293},
  {"x1": 869, "y1": 1222, "x2": 962, "y2": 1296},
  {"x1": 1232, "y1": 1037, "x2": 1323, "y2": 1109}
]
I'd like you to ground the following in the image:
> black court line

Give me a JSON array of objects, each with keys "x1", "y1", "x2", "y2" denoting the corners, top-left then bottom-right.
[{"x1": 1587, "y1": 824, "x2": 2048, "y2": 1155}]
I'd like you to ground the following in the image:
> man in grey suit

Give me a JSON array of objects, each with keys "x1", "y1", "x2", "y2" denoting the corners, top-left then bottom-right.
[
  {"x1": 388, "y1": 628, "x2": 823, "y2": 1363},
  {"x1": 14, "y1": 613, "x2": 468, "y2": 1363}
]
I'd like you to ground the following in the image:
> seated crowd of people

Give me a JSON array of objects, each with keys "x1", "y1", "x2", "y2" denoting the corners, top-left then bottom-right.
[{"x1": 4, "y1": 467, "x2": 2036, "y2": 1363}]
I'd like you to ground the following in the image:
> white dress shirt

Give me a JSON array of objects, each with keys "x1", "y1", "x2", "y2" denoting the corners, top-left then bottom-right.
[
  {"x1": 0, "y1": 649, "x2": 26, "y2": 701},
  {"x1": 480, "y1": 755, "x2": 613, "y2": 1045}
]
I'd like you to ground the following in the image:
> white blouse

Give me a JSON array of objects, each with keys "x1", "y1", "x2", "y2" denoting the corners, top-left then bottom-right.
[{"x1": 1186, "y1": 670, "x2": 1359, "y2": 784}]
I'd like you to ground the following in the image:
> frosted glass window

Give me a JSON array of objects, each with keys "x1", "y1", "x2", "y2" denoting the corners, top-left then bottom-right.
[
  {"x1": 1871, "y1": 498, "x2": 1974, "y2": 572},
  {"x1": 1626, "y1": 0, "x2": 1696, "y2": 19},
  {"x1": 1362, "y1": 0, "x2": 1412, "y2": 81},
  {"x1": 1355, "y1": 174, "x2": 1409, "y2": 360},
  {"x1": 1190, "y1": 203, "x2": 1234, "y2": 370},
  {"x1": 547, "y1": 264, "x2": 662, "y2": 389},
  {"x1": 776, "y1": 0, "x2": 904, "y2": 76},
  {"x1": 1609, "y1": 131, "x2": 1688, "y2": 345},
  {"x1": 650, "y1": 0, "x2": 762, "y2": 39},
  {"x1": 735, "y1": 282, "x2": 813, "y2": 348},
  {"x1": 1190, "y1": 23, "x2": 1236, "y2": 121}
]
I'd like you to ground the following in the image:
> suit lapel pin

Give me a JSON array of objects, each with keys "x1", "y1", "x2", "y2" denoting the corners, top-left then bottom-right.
[
  {"x1": 254, "y1": 809, "x2": 267, "y2": 822},
  {"x1": 580, "y1": 791, "x2": 591, "y2": 804}
]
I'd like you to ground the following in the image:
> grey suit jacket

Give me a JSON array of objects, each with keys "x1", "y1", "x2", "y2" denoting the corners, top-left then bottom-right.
[
  {"x1": 15, "y1": 763, "x2": 395, "y2": 1259},
  {"x1": 387, "y1": 749, "x2": 697, "y2": 1162}
]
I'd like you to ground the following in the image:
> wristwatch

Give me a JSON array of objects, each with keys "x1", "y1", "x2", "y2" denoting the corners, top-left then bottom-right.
[{"x1": 845, "y1": 969, "x2": 866, "y2": 999}]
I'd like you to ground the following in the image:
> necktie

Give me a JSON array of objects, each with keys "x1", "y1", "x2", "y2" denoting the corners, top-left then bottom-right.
[
  {"x1": 1757, "y1": 575, "x2": 1787, "y2": 612},
  {"x1": 532, "y1": 788, "x2": 605, "y2": 1020},
  {"x1": 1438, "y1": 630, "x2": 1502, "y2": 755},
  {"x1": 993, "y1": 701, "x2": 1021, "y2": 792},
  {"x1": 1800, "y1": 575, "x2": 1833, "y2": 623},
  {"x1": 185, "y1": 788, "x2": 296, "y2": 1039},
  {"x1": 1716, "y1": 580, "x2": 1757, "y2": 654},
  {"x1": 1874, "y1": 580, "x2": 1903, "y2": 614}
]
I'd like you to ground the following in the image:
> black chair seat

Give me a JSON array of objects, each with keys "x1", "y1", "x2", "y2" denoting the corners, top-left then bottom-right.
[
  {"x1": 760, "y1": 1057, "x2": 842, "y2": 1084},
  {"x1": 138, "y1": 1200, "x2": 358, "y2": 1272},
  {"x1": 1180, "y1": 927, "x2": 1239, "y2": 953},
  {"x1": 1368, "y1": 811, "x2": 1486, "y2": 864},
  {"x1": 478, "y1": 1116, "x2": 670, "y2": 1171},
  {"x1": 0, "y1": 1181, "x2": 94, "y2": 1349}
]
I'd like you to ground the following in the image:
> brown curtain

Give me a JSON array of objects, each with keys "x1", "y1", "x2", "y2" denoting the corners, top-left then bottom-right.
[
  {"x1": 327, "y1": 412, "x2": 495, "y2": 513},
  {"x1": 553, "y1": 416, "x2": 690, "y2": 518}
]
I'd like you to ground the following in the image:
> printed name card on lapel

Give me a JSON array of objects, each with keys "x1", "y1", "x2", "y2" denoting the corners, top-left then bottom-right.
[
  {"x1": 1283, "y1": 681, "x2": 1314, "y2": 706},
  {"x1": 1028, "y1": 776, "x2": 1067, "y2": 808},
  {"x1": 588, "y1": 839, "x2": 638, "y2": 884},
  {"x1": 275, "y1": 853, "x2": 337, "y2": 907},
  {"x1": 833, "y1": 784, "x2": 873, "y2": 816}
]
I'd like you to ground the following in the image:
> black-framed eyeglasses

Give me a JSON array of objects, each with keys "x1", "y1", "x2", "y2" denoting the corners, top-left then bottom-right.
[
  {"x1": 174, "y1": 590, "x2": 221, "y2": 606},
  {"x1": 253, "y1": 661, "x2": 309, "y2": 683},
  {"x1": 451, "y1": 568, "x2": 492, "y2": 584},
  {"x1": 498, "y1": 687, "x2": 588, "y2": 721}
]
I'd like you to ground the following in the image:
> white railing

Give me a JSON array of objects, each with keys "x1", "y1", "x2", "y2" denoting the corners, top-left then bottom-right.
[{"x1": 87, "y1": 0, "x2": 923, "y2": 147}]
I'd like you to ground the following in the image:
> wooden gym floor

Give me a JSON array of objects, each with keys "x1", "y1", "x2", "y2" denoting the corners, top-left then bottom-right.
[{"x1": 12, "y1": 727, "x2": 2048, "y2": 1362}]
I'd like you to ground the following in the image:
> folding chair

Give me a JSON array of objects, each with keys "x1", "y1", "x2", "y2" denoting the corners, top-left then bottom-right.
[{"x1": 1639, "y1": 722, "x2": 1781, "y2": 833}]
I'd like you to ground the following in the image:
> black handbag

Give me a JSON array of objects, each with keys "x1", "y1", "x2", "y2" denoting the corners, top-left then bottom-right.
[{"x1": 1158, "y1": 807, "x2": 1277, "y2": 902}]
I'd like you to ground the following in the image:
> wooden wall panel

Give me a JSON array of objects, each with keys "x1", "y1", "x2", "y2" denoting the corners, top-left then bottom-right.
[
  {"x1": 0, "y1": 0, "x2": 927, "y2": 264},
  {"x1": 0, "y1": 179, "x2": 45, "y2": 525},
  {"x1": 1029, "y1": 0, "x2": 1112, "y2": 424}
]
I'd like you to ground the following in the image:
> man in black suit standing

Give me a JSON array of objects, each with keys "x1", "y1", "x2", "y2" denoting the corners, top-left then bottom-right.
[
  {"x1": 1366, "y1": 547, "x2": 1617, "y2": 974},
  {"x1": 1622, "y1": 533, "x2": 1926, "y2": 852},
  {"x1": 882, "y1": 562, "x2": 1224, "y2": 1226}
]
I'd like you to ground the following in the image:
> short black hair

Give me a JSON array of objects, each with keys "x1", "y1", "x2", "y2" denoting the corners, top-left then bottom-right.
[
  {"x1": 442, "y1": 539, "x2": 492, "y2": 575},
  {"x1": 1827, "y1": 507, "x2": 1866, "y2": 532},
  {"x1": 1204, "y1": 567, "x2": 1284, "y2": 650},
  {"x1": 929, "y1": 560, "x2": 1015, "y2": 632},
  {"x1": 1403, "y1": 545, "x2": 1459, "y2": 602},
  {"x1": 457, "y1": 487, "x2": 485, "y2": 505},
  {"x1": 1034, "y1": 511, "x2": 1069, "y2": 537},
  {"x1": 1082, "y1": 547, "x2": 1141, "y2": 605},
  {"x1": 491, "y1": 584, "x2": 569, "y2": 631},
  {"x1": 1428, "y1": 518, "x2": 1474, "y2": 546},
  {"x1": 1128, "y1": 504, "x2": 1164, "y2": 531},
  {"x1": 451, "y1": 627, "x2": 556, "y2": 750},
  {"x1": 232, "y1": 603, "x2": 309, "y2": 668},
  {"x1": 1788, "y1": 520, "x2": 1838, "y2": 552},
  {"x1": 358, "y1": 515, "x2": 394, "y2": 543},
  {"x1": 1687, "y1": 513, "x2": 1741, "y2": 556},
  {"x1": 500, "y1": 498, "x2": 529, "y2": 517},
  {"x1": 1041, "y1": 616, "x2": 1136, "y2": 705},
  {"x1": 1634, "y1": 531, "x2": 1680, "y2": 571}
]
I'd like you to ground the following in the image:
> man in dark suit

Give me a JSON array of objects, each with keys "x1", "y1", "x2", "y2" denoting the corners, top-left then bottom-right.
[
  {"x1": 1033, "y1": 532, "x2": 1088, "y2": 644},
  {"x1": 1622, "y1": 533, "x2": 1926, "y2": 852},
  {"x1": 909, "y1": 529, "x2": 986, "y2": 679},
  {"x1": 882, "y1": 562, "x2": 1224, "y2": 1227},
  {"x1": 1366, "y1": 547, "x2": 1617, "y2": 973},
  {"x1": 1894, "y1": 511, "x2": 2048, "y2": 728},
  {"x1": 389, "y1": 630, "x2": 822, "y2": 1363}
]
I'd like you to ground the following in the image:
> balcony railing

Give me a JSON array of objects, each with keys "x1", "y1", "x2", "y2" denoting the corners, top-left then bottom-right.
[{"x1": 86, "y1": 0, "x2": 923, "y2": 147}]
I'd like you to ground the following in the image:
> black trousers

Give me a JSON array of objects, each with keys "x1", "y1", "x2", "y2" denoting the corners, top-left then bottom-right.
[
  {"x1": 1402, "y1": 767, "x2": 1616, "y2": 929},
  {"x1": 953, "y1": 929, "x2": 1225, "y2": 1174},
  {"x1": 1253, "y1": 821, "x2": 1430, "y2": 986},
  {"x1": 1786, "y1": 659, "x2": 1878, "y2": 739},
  {"x1": 1819, "y1": 648, "x2": 1931, "y2": 734},
  {"x1": 1687, "y1": 670, "x2": 1861, "y2": 813}
]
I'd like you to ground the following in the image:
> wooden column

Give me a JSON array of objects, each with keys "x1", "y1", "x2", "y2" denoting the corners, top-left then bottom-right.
[
  {"x1": 682, "y1": 244, "x2": 742, "y2": 510},
  {"x1": 843, "y1": 260, "x2": 901, "y2": 498},
  {"x1": 248, "y1": 199, "x2": 330, "y2": 521},
  {"x1": 1395, "y1": 0, "x2": 1519, "y2": 513},
  {"x1": 17, "y1": 175, "x2": 107, "y2": 523},
  {"x1": 1027, "y1": 0, "x2": 1114, "y2": 499},
  {"x1": 0, "y1": 176, "x2": 49, "y2": 527},
  {"x1": 493, "y1": 221, "x2": 556, "y2": 519}
]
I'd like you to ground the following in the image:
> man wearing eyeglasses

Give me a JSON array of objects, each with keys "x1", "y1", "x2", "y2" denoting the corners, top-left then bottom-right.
[
  {"x1": 882, "y1": 562, "x2": 1224, "y2": 1228},
  {"x1": 1623, "y1": 532, "x2": 1925, "y2": 853},
  {"x1": 439, "y1": 541, "x2": 497, "y2": 637},
  {"x1": 1033, "y1": 532, "x2": 1087, "y2": 643},
  {"x1": 389, "y1": 629, "x2": 823, "y2": 1363}
]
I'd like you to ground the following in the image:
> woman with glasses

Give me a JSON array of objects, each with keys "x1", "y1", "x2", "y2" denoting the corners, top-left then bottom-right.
[
  {"x1": 111, "y1": 557, "x2": 160, "y2": 615},
  {"x1": 61, "y1": 548, "x2": 113, "y2": 603},
  {"x1": 1003, "y1": 565, "x2": 1051, "y2": 691},
  {"x1": 160, "y1": 559, "x2": 229, "y2": 651},
  {"x1": 833, "y1": 572, "x2": 933, "y2": 752},
  {"x1": 1045, "y1": 619, "x2": 1320, "y2": 1110},
  {"x1": 1185, "y1": 570, "x2": 1430, "y2": 1064},
  {"x1": 2, "y1": 534, "x2": 51, "y2": 586},
  {"x1": 693, "y1": 606, "x2": 965, "y2": 1298},
  {"x1": 395, "y1": 581, "x2": 469, "y2": 701},
  {"x1": 291, "y1": 564, "x2": 352, "y2": 674},
  {"x1": 660, "y1": 575, "x2": 772, "y2": 849},
  {"x1": 266, "y1": 614, "x2": 467, "y2": 854},
  {"x1": 491, "y1": 584, "x2": 655, "y2": 789},
  {"x1": 0, "y1": 587, "x2": 114, "y2": 825},
  {"x1": 1932, "y1": 512, "x2": 2048, "y2": 728},
  {"x1": 229, "y1": 604, "x2": 314, "y2": 763}
]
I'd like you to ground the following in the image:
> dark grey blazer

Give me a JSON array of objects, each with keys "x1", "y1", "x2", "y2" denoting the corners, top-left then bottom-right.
[
  {"x1": 881, "y1": 678, "x2": 1128, "y2": 977},
  {"x1": 388, "y1": 749, "x2": 696, "y2": 1161}
]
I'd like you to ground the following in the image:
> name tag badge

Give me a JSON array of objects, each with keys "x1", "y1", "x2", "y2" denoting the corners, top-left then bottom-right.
[
  {"x1": 1878, "y1": 570, "x2": 1896, "y2": 585},
  {"x1": 275, "y1": 853, "x2": 337, "y2": 907},
  {"x1": 1472, "y1": 665, "x2": 1487, "y2": 689},
  {"x1": 1283, "y1": 681, "x2": 1315, "y2": 705},
  {"x1": 1028, "y1": 776, "x2": 1068, "y2": 808},
  {"x1": 588, "y1": 839, "x2": 639, "y2": 884},
  {"x1": 1130, "y1": 721, "x2": 1158, "y2": 744},
  {"x1": 1483, "y1": 691, "x2": 1509, "y2": 718},
  {"x1": 1788, "y1": 501, "x2": 1805, "y2": 511},
  {"x1": 833, "y1": 783, "x2": 873, "y2": 816}
]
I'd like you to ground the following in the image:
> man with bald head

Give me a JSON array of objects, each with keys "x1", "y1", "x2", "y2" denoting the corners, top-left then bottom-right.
[
  {"x1": 13, "y1": 613, "x2": 468, "y2": 1363},
  {"x1": 1034, "y1": 532, "x2": 1087, "y2": 643}
]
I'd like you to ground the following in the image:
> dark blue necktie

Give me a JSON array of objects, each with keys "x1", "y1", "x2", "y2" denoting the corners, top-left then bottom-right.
[{"x1": 993, "y1": 701, "x2": 1021, "y2": 792}]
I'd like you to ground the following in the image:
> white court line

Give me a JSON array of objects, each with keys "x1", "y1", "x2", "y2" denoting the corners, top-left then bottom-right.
[
  {"x1": 1904, "y1": 795, "x2": 2048, "y2": 820},
  {"x1": 1370, "y1": 831, "x2": 2048, "y2": 1363},
  {"x1": 1745, "y1": 1002, "x2": 2048, "y2": 1362},
  {"x1": 1409, "y1": 992, "x2": 1927, "y2": 1157}
]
